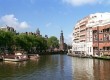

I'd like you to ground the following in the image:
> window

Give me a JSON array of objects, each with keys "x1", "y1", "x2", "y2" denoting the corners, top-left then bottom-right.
[
  {"x1": 99, "y1": 38, "x2": 103, "y2": 41},
  {"x1": 90, "y1": 47, "x2": 91, "y2": 52},
  {"x1": 100, "y1": 49, "x2": 103, "y2": 51},
  {"x1": 99, "y1": 30, "x2": 103, "y2": 33},
  {"x1": 88, "y1": 47, "x2": 89, "y2": 52}
]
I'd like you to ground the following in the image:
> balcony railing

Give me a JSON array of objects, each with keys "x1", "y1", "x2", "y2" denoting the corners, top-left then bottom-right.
[
  {"x1": 93, "y1": 50, "x2": 98, "y2": 51},
  {"x1": 103, "y1": 50, "x2": 110, "y2": 51}
]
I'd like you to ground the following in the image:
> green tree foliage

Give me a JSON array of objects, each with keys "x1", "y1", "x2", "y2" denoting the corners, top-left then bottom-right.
[
  {"x1": 47, "y1": 36, "x2": 59, "y2": 49},
  {"x1": 0, "y1": 30, "x2": 60, "y2": 54},
  {"x1": 0, "y1": 30, "x2": 15, "y2": 53},
  {"x1": 0, "y1": 31, "x2": 48, "y2": 54}
]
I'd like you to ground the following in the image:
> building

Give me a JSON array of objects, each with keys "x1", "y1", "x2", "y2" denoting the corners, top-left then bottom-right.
[
  {"x1": 72, "y1": 12, "x2": 110, "y2": 56},
  {"x1": 72, "y1": 16, "x2": 92, "y2": 56},
  {"x1": 59, "y1": 30, "x2": 65, "y2": 51},
  {"x1": 0, "y1": 26, "x2": 15, "y2": 33},
  {"x1": 21, "y1": 28, "x2": 43, "y2": 37},
  {"x1": 36, "y1": 28, "x2": 40, "y2": 36},
  {"x1": 92, "y1": 18, "x2": 110, "y2": 56}
]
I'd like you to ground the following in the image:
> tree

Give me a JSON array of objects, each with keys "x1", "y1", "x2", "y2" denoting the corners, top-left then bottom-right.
[
  {"x1": 36, "y1": 36, "x2": 48, "y2": 52},
  {"x1": 0, "y1": 30, "x2": 15, "y2": 53},
  {"x1": 0, "y1": 30, "x2": 50, "y2": 54},
  {"x1": 47, "y1": 36, "x2": 59, "y2": 49},
  {"x1": 15, "y1": 34, "x2": 33, "y2": 52}
]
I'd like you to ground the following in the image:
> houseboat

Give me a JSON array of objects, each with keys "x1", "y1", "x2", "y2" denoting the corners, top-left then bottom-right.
[
  {"x1": 29, "y1": 54, "x2": 40, "y2": 60},
  {"x1": 3, "y1": 52, "x2": 28, "y2": 62}
]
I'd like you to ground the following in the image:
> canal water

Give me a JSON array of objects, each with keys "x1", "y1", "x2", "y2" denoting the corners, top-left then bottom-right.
[{"x1": 0, "y1": 54, "x2": 110, "y2": 80}]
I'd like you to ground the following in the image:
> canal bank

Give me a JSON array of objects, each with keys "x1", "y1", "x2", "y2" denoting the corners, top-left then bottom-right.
[
  {"x1": 28, "y1": 51, "x2": 67, "y2": 55},
  {"x1": 67, "y1": 52, "x2": 110, "y2": 60}
]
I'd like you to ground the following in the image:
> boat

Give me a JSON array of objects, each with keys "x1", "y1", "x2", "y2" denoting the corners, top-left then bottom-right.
[
  {"x1": 4, "y1": 58, "x2": 22, "y2": 62},
  {"x1": 29, "y1": 54, "x2": 40, "y2": 60},
  {"x1": 15, "y1": 52, "x2": 28, "y2": 61},
  {"x1": 0, "y1": 56, "x2": 3, "y2": 61},
  {"x1": 3, "y1": 52, "x2": 28, "y2": 62}
]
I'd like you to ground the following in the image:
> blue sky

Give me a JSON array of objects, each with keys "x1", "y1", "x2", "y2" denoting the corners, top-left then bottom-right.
[{"x1": 0, "y1": 0, "x2": 110, "y2": 44}]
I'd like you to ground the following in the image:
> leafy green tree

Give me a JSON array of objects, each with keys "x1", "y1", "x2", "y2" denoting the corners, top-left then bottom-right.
[
  {"x1": 47, "y1": 36, "x2": 59, "y2": 49},
  {"x1": 15, "y1": 34, "x2": 32, "y2": 51},
  {"x1": 0, "y1": 30, "x2": 15, "y2": 53},
  {"x1": 0, "y1": 30, "x2": 54, "y2": 54},
  {"x1": 36, "y1": 36, "x2": 48, "y2": 52}
]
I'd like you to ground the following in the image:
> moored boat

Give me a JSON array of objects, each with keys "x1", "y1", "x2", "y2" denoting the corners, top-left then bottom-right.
[
  {"x1": 3, "y1": 52, "x2": 28, "y2": 62},
  {"x1": 29, "y1": 54, "x2": 40, "y2": 60},
  {"x1": 0, "y1": 56, "x2": 3, "y2": 61},
  {"x1": 3, "y1": 58, "x2": 22, "y2": 62},
  {"x1": 15, "y1": 52, "x2": 28, "y2": 61}
]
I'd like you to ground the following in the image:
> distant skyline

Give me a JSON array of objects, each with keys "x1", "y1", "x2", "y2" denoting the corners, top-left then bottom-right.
[{"x1": 0, "y1": 0, "x2": 110, "y2": 44}]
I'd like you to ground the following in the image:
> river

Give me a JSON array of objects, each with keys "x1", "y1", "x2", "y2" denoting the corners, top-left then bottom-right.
[{"x1": 0, "y1": 54, "x2": 110, "y2": 80}]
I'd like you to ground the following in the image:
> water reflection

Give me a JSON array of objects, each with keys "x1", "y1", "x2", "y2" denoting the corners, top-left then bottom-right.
[
  {"x1": 0, "y1": 55, "x2": 72, "y2": 80},
  {"x1": 4, "y1": 61, "x2": 27, "y2": 67},
  {"x1": 71, "y1": 58, "x2": 94, "y2": 80},
  {"x1": 0, "y1": 59, "x2": 40, "y2": 80},
  {"x1": 93, "y1": 59, "x2": 110, "y2": 80},
  {"x1": 71, "y1": 57, "x2": 110, "y2": 80},
  {"x1": 0, "y1": 55, "x2": 110, "y2": 80}
]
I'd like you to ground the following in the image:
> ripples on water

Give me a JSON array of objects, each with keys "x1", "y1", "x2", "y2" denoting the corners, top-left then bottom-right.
[
  {"x1": 0, "y1": 54, "x2": 110, "y2": 80},
  {"x1": 0, "y1": 54, "x2": 72, "y2": 80}
]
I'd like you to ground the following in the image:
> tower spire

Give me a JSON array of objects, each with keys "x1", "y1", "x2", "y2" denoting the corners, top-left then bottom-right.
[
  {"x1": 59, "y1": 30, "x2": 64, "y2": 51},
  {"x1": 36, "y1": 28, "x2": 40, "y2": 36}
]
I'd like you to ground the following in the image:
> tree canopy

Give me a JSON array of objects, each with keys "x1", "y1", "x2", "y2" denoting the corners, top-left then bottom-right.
[
  {"x1": 47, "y1": 36, "x2": 59, "y2": 49},
  {"x1": 0, "y1": 31, "x2": 48, "y2": 54},
  {"x1": 0, "y1": 31, "x2": 60, "y2": 54}
]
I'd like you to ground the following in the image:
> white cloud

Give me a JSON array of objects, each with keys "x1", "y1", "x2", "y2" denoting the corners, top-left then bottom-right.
[
  {"x1": 62, "y1": 0, "x2": 110, "y2": 6},
  {"x1": 19, "y1": 21, "x2": 29, "y2": 29},
  {"x1": 62, "y1": 0, "x2": 96, "y2": 6},
  {"x1": 0, "y1": 14, "x2": 29, "y2": 30},
  {"x1": 46, "y1": 22, "x2": 52, "y2": 27}
]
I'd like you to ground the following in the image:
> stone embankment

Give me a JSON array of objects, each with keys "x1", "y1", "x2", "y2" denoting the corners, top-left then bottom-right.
[{"x1": 67, "y1": 52, "x2": 110, "y2": 60}]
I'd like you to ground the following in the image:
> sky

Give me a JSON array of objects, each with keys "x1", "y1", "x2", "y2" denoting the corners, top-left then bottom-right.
[{"x1": 0, "y1": 0, "x2": 110, "y2": 44}]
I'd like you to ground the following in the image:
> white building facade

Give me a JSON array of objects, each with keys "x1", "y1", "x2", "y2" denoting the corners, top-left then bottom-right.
[{"x1": 72, "y1": 12, "x2": 110, "y2": 56}]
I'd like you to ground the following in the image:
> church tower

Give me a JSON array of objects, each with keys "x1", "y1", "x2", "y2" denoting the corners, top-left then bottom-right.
[
  {"x1": 60, "y1": 30, "x2": 64, "y2": 51},
  {"x1": 36, "y1": 28, "x2": 40, "y2": 36}
]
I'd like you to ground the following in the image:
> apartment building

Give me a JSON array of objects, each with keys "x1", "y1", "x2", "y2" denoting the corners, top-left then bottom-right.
[
  {"x1": 72, "y1": 12, "x2": 110, "y2": 56},
  {"x1": 72, "y1": 16, "x2": 92, "y2": 56},
  {"x1": 93, "y1": 21, "x2": 110, "y2": 56}
]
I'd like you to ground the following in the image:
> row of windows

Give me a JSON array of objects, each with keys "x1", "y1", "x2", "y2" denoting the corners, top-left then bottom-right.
[
  {"x1": 93, "y1": 28, "x2": 110, "y2": 33},
  {"x1": 94, "y1": 48, "x2": 110, "y2": 51},
  {"x1": 94, "y1": 37, "x2": 110, "y2": 41}
]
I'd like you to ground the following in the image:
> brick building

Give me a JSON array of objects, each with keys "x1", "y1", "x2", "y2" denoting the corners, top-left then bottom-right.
[
  {"x1": 72, "y1": 12, "x2": 110, "y2": 56},
  {"x1": 93, "y1": 23, "x2": 110, "y2": 56}
]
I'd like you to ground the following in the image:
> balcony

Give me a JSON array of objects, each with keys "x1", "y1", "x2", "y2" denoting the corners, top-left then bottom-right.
[
  {"x1": 80, "y1": 31, "x2": 86, "y2": 36},
  {"x1": 93, "y1": 50, "x2": 98, "y2": 52},
  {"x1": 93, "y1": 30, "x2": 98, "y2": 34},
  {"x1": 103, "y1": 28, "x2": 110, "y2": 33},
  {"x1": 80, "y1": 40, "x2": 86, "y2": 42},
  {"x1": 93, "y1": 38, "x2": 98, "y2": 41},
  {"x1": 103, "y1": 52, "x2": 109, "y2": 56},
  {"x1": 74, "y1": 38, "x2": 79, "y2": 40},
  {"x1": 80, "y1": 27, "x2": 86, "y2": 31},
  {"x1": 104, "y1": 33, "x2": 109, "y2": 41}
]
